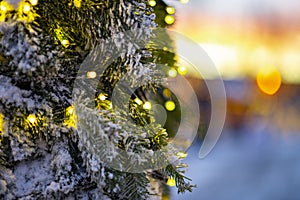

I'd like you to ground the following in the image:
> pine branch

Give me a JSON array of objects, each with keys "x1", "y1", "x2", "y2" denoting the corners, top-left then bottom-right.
[{"x1": 120, "y1": 172, "x2": 150, "y2": 200}]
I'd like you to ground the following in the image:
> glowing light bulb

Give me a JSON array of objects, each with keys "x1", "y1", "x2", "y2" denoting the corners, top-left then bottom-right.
[
  {"x1": 167, "y1": 177, "x2": 176, "y2": 187},
  {"x1": 66, "y1": 106, "x2": 74, "y2": 115},
  {"x1": 134, "y1": 98, "x2": 143, "y2": 106},
  {"x1": 98, "y1": 93, "x2": 107, "y2": 101},
  {"x1": 23, "y1": 3, "x2": 31, "y2": 14},
  {"x1": 148, "y1": 0, "x2": 156, "y2": 7},
  {"x1": 165, "y1": 15, "x2": 175, "y2": 25},
  {"x1": 163, "y1": 89, "x2": 172, "y2": 98},
  {"x1": 165, "y1": 101, "x2": 176, "y2": 111},
  {"x1": 61, "y1": 39, "x2": 70, "y2": 48},
  {"x1": 168, "y1": 68, "x2": 177, "y2": 78},
  {"x1": 166, "y1": 7, "x2": 175, "y2": 15},
  {"x1": 180, "y1": 0, "x2": 189, "y2": 4},
  {"x1": 177, "y1": 66, "x2": 187, "y2": 75},
  {"x1": 29, "y1": 0, "x2": 38, "y2": 6},
  {"x1": 143, "y1": 101, "x2": 152, "y2": 110},
  {"x1": 64, "y1": 107, "x2": 77, "y2": 128},
  {"x1": 256, "y1": 67, "x2": 282, "y2": 95},
  {"x1": 0, "y1": 3, "x2": 7, "y2": 12},
  {"x1": 87, "y1": 71, "x2": 97, "y2": 79},
  {"x1": 27, "y1": 114, "x2": 36, "y2": 124},
  {"x1": 73, "y1": 0, "x2": 81, "y2": 8}
]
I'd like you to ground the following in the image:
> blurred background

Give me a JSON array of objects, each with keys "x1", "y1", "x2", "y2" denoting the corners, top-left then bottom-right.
[{"x1": 154, "y1": 0, "x2": 300, "y2": 199}]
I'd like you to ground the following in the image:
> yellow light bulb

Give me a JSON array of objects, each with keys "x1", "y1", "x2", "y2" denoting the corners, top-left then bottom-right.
[
  {"x1": 66, "y1": 106, "x2": 74, "y2": 115},
  {"x1": 61, "y1": 39, "x2": 70, "y2": 48},
  {"x1": 73, "y1": 0, "x2": 81, "y2": 8},
  {"x1": 64, "y1": 108, "x2": 77, "y2": 128},
  {"x1": 167, "y1": 177, "x2": 176, "y2": 187},
  {"x1": 180, "y1": 0, "x2": 189, "y2": 4},
  {"x1": 148, "y1": 0, "x2": 156, "y2": 7},
  {"x1": 64, "y1": 106, "x2": 77, "y2": 128},
  {"x1": 165, "y1": 101, "x2": 176, "y2": 111},
  {"x1": 168, "y1": 68, "x2": 177, "y2": 78},
  {"x1": 134, "y1": 98, "x2": 143, "y2": 106},
  {"x1": 23, "y1": 3, "x2": 31, "y2": 14},
  {"x1": 177, "y1": 66, "x2": 187, "y2": 75},
  {"x1": 163, "y1": 89, "x2": 172, "y2": 98},
  {"x1": 0, "y1": 3, "x2": 7, "y2": 12},
  {"x1": 143, "y1": 101, "x2": 152, "y2": 110},
  {"x1": 98, "y1": 93, "x2": 107, "y2": 101},
  {"x1": 29, "y1": 0, "x2": 38, "y2": 6},
  {"x1": 87, "y1": 71, "x2": 97, "y2": 79},
  {"x1": 165, "y1": 15, "x2": 175, "y2": 25},
  {"x1": 27, "y1": 114, "x2": 36, "y2": 124},
  {"x1": 166, "y1": 7, "x2": 175, "y2": 15}
]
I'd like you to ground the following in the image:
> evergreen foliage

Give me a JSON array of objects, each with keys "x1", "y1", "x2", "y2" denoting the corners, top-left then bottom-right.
[{"x1": 0, "y1": 0, "x2": 194, "y2": 199}]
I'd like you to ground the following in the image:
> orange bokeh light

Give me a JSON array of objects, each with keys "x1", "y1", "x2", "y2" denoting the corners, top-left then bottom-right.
[{"x1": 256, "y1": 68, "x2": 282, "y2": 95}]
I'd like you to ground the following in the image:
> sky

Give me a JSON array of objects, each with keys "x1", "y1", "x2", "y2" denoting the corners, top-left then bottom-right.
[{"x1": 167, "y1": 0, "x2": 300, "y2": 83}]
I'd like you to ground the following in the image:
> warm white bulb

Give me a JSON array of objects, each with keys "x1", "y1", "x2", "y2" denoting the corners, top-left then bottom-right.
[
  {"x1": 168, "y1": 68, "x2": 177, "y2": 78},
  {"x1": 61, "y1": 39, "x2": 70, "y2": 48},
  {"x1": 148, "y1": 0, "x2": 156, "y2": 7},
  {"x1": 134, "y1": 98, "x2": 143, "y2": 106},
  {"x1": 98, "y1": 93, "x2": 107, "y2": 101},
  {"x1": 27, "y1": 114, "x2": 36, "y2": 124},
  {"x1": 143, "y1": 101, "x2": 152, "y2": 110},
  {"x1": 0, "y1": 4, "x2": 7, "y2": 12},
  {"x1": 66, "y1": 106, "x2": 74, "y2": 115},
  {"x1": 177, "y1": 66, "x2": 187, "y2": 75},
  {"x1": 23, "y1": 3, "x2": 31, "y2": 14},
  {"x1": 166, "y1": 7, "x2": 175, "y2": 15},
  {"x1": 87, "y1": 71, "x2": 97, "y2": 79},
  {"x1": 165, "y1": 15, "x2": 175, "y2": 25},
  {"x1": 29, "y1": 0, "x2": 38, "y2": 6}
]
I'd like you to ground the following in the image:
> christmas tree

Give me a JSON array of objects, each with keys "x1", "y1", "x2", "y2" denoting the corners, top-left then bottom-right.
[{"x1": 0, "y1": 0, "x2": 194, "y2": 199}]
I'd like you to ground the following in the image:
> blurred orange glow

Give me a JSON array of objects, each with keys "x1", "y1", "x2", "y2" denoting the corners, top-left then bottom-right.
[
  {"x1": 256, "y1": 67, "x2": 282, "y2": 95},
  {"x1": 172, "y1": 10, "x2": 300, "y2": 83}
]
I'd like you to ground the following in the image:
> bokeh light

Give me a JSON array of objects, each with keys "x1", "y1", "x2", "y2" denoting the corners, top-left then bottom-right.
[
  {"x1": 27, "y1": 114, "x2": 37, "y2": 124},
  {"x1": 23, "y1": 3, "x2": 31, "y2": 14},
  {"x1": 256, "y1": 67, "x2": 282, "y2": 95},
  {"x1": 143, "y1": 101, "x2": 152, "y2": 110},
  {"x1": 98, "y1": 93, "x2": 107, "y2": 101},
  {"x1": 168, "y1": 68, "x2": 177, "y2": 78},
  {"x1": 167, "y1": 177, "x2": 176, "y2": 187},
  {"x1": 148, "y1": 0, "x2": 156, "y2": 7},
  {"x1": 29, "y1": 0, "x2": 38, "y2": 6},
  {"x1": 166, "y1": 6, "x2": 175, "y2": 15},
  {"x1": 61, "y1": 39, "x2": 70, "y2": 48},
  {"x1": 180, "y1": 0, "x2": 189, "y2": 4},
  {"x1": 165, "y1": 101, "x2": 176, "y2": 111},
  {"x1": 134, "y1": 98, "x2": 143, "y2": 106},
  {"x1": 177, "y1": 66, "x2": 187, "y2": 75},
  {"x1": 165, "y1": 15, "x2": 175, "y2": 25},
  {"x1": 87, "y1": 71, "x2": 97, "y2": 79}
]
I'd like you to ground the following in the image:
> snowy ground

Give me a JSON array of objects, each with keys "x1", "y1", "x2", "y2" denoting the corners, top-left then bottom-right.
[{"x1": 171, "y1": 131, "x2": 300, "y2": 200}]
